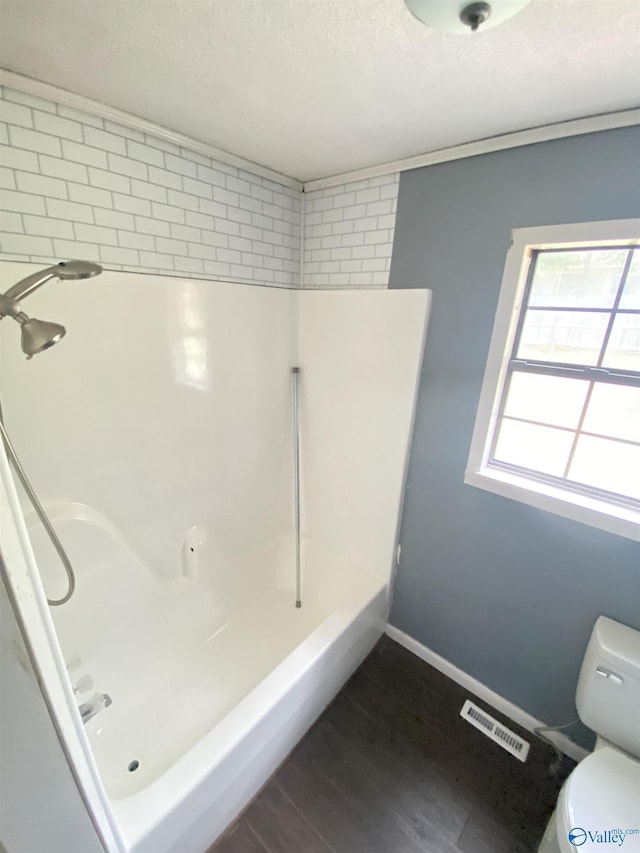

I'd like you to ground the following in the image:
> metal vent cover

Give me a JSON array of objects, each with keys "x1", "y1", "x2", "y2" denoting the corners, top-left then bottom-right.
[{"x1": 460, "y1": 699, "x2": 530, "y2": 762}]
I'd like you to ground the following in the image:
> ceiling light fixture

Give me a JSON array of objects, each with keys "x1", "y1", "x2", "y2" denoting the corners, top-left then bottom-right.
[{"x1": 405, "y1": 0, "x2": 533, "y2": 34}]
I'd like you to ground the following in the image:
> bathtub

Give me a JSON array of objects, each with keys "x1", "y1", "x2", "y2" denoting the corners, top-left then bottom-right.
[
  {"x1": 115, "y1": 581, "x2": 385, "y2": 852},
  {"x1": 2, "y1": 268, "x2": 429, "y2": 852},
  {"x1": 29, "y1": 503, "x2": 387, "y2": 852}
]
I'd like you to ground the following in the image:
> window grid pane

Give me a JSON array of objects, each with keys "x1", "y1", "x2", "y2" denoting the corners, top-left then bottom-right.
[
  {"x1": 515, "y1": 309, "x2": 608, "y2": 365},
  {"x1": 602, "y1": 313, "x2": 640, "y2": 371},
  {"x1": 490, "y1": 244, "x2": 640, "y2": 505},
  {"x1": 502, "y1": 372, "x2": 589, "y2": 430},
  {"x1": 619, "y1": 249, "x2": 640, "y2": 309},
  {"x1": 568, "y1": 435, "x2": 640, "y2": 501},
  {"x1": 528, "y1": 249, "x2": 627, "y2": 309},
  {"x1": 582, "y1": 384, "x2": 640, "y2": 444}
]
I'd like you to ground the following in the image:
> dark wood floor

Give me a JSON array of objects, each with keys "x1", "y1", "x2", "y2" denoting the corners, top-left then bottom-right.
[{"x1": 211, "y1": 635, "x2": 574, "y2": 853}]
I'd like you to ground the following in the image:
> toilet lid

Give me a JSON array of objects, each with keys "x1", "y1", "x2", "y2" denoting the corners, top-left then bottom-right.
[{"x1": 557, "y1": 747, "x2": 640, "y2": 853}]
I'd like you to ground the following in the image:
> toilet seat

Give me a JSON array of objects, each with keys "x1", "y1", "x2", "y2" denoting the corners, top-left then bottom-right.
[{"x1": 557, "y1": 747, "x2": 640, "y2": 853}]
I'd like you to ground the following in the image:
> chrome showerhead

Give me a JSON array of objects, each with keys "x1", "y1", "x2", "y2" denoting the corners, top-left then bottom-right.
[
  {"x1": 0, "y1": 259, "x2": 102, "y2": 358},
  {"x1": 20, "y1": 317, "x2": 67, "y2": 358},
  {"x1": 53, "y1": 260, "x2": 102, "y2": 281},
  {"x1": 3, "y1": 260, "x2": 103, "y2": 302}
]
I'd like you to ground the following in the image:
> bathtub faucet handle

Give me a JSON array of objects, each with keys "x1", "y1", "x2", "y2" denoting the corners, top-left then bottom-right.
[{"x1": 79, "y1": 692, "x2": 112, "y2": 724}]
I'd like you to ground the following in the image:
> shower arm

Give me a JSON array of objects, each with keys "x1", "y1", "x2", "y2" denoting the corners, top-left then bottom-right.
[
  {"x1": 4, "y1": 267, "x2": 61, "y2": 302},
  {"x1": 0, "y1": 266, "x2": 75, "y2": 324},
  {"x1": 2, "y1": 261, "x2": 103, "y2": 324},
  {"x1": 0, "y1": 292, "x2": 28, "y2": 322}
]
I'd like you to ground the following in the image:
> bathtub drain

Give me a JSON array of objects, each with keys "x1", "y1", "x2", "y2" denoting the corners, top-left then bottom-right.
[{"x1": 128, "y1": 760, "x2": 139, "y2": 772}]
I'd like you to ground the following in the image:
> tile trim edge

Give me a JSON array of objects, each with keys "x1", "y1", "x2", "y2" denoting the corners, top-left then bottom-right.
[
  {"x1": 0, "y1": 68, "x2": 304, "y2": 192},
  {"x1": 4, "y1": 68, "x2": 638, "y2": 197},
  {"x1": 305, "y1": 109, "x2": 640, "y2": 191}
]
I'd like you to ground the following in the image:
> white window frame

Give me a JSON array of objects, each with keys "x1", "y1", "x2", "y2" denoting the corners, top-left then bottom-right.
[{"x1": 465, "y1": 218, "x2": 640, "y2": 542}]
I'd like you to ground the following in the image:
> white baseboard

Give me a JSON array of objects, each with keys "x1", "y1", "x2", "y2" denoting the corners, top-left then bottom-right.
[{"x1": 385, "y1": 624, "x2": 589, "y2": 764}]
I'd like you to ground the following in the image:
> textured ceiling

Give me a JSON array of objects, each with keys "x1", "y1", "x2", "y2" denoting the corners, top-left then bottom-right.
[{"x1": 0, "y1": 0, "x2": 638, "y2": 181}]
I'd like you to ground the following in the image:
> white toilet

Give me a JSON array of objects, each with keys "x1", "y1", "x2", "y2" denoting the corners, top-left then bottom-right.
[{"x1": 538, "y1": 616, "x2": 640, "y2": 853}]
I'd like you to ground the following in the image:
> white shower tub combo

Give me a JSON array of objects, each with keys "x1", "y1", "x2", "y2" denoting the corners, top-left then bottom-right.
[
  {"x1": 0, "y1": 263, "x2": 430, "y2": 852},
  {"x1": 32, "y1": 507, "x2": 387, "y2": 852}
]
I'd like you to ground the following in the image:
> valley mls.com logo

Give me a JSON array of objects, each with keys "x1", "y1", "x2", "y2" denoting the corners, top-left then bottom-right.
[
  {"x1": 568, "y1": 827, "x2": 640, "y2": 847},
  {"x1": 569, "y1": 828, "x2": 588, "y2": 846}
]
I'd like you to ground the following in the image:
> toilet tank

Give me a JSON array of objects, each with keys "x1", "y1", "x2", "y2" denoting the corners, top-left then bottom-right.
[{"x1": 576, "y1": 616, "x2": 640, "y2": 758}]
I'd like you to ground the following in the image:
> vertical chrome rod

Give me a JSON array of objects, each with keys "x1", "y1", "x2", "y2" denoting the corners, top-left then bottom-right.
[{"x1": 292, "y1": 367, "x2": 302, "y2": 608}]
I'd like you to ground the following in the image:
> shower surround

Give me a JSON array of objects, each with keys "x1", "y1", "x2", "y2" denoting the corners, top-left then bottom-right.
[{"x1": 0, "y1": 260, "x2": 430, "y2": 851}]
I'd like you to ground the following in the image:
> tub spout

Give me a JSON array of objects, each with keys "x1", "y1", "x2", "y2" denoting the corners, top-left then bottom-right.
[{"x1": 79, "y1": 692, "x2": 112, "y2": 724}]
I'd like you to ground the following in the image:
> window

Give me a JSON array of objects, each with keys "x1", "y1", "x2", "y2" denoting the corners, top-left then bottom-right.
[{"x1": 466, "y1": 220, "x2": 640, "y2": 541}]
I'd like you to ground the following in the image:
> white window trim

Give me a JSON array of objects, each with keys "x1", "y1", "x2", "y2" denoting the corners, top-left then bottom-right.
[{"x1": 465, "y1": 218, "x2": 640, "y2": 542}]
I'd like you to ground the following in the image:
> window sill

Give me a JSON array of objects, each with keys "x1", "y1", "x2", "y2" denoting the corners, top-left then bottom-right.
[{"x1": 464, "y1": 466, "x2": 640, "y2": 542}]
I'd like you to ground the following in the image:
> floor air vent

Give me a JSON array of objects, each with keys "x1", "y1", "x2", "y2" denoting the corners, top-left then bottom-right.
[{"x1": 460, "y1": 699, "x2": 530, "y2": 762}]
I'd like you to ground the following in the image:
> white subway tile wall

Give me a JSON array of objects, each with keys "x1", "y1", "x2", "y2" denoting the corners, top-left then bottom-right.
[
  {"x1": 303, "y1": 174, "x2": 399, "y2": 288},
  {"x1": 0, "y1": 87, "x2": 301, "y2": 286},
  {"x1": 0, "y1": 86, "x2": 401, "y2": 289}
]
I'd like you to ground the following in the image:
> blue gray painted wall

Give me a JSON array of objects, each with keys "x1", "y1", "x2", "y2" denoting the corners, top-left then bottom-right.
[{"x1": 389, "y1": 127, "x2": 640, "y2": 748}]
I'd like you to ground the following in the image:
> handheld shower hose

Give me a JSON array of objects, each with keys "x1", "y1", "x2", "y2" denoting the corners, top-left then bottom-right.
[
  {"x1": 0, "y1": 261, "x2": 103, "y2": 606},
  {"x1": 0, "y1": 404, "x2": 75, "y2": 606}
]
